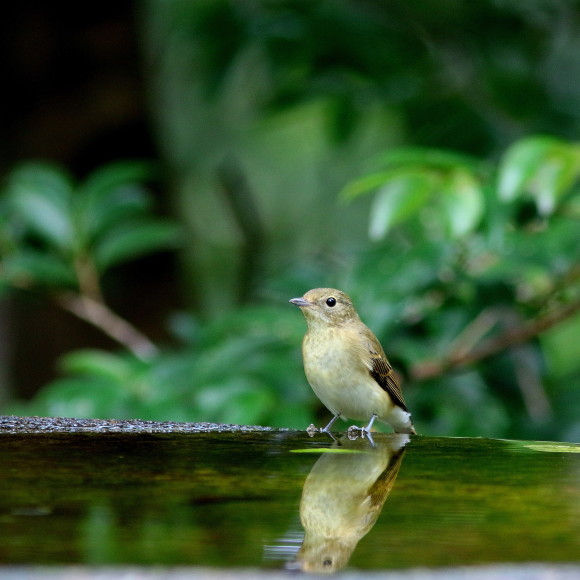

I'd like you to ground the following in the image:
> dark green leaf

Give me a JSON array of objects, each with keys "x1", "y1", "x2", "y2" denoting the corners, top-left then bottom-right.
[
  {"x1": 5, "y1": 163, "x2": 74, "y2": 250},
  {"x1": 93, "y1": 221, "x2": 181, "y2": 271},
  {"x1": 58, "y1": 349, "x2": 138, "y2": 383},
  {"x1": 32, "y1": 376, "x2": 131, "y2": 419},
  {"x1": 2, "y1": 250, "x2": 76, "y2": 288},
  {"x1": 76, "y1": 161, "x2": 157, "y2": 239},
  {"x1": 80, "y1": 160, "x2": 155, "y2": 200}
]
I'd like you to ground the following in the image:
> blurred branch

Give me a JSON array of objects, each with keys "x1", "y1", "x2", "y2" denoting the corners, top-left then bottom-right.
[
  {"x1": 411, "y1": 296, "x2": 580, "y2": 381},
  {"x1": 528, "y1": 263, "x2": 580, "y2": 309},
  {"x1": 511, "y1": 343, "x2": 552, "y2": 422},
  {"x1": 57, "y1": 292, "x2": 158, "y2": 361},
  {"x1": 74, "y1": 254, "x2": 105, "y2": 304},
  {"x1": 217, "y1": 156, "x2": 265, "y2": 303}
]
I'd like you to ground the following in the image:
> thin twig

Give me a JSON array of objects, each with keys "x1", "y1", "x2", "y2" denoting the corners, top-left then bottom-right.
[
  {"x1": 411, "y1": 297, "x2": 580, "y2": 381},
  {"x1": 446, "y1": 308, "x2": 500, "y2": 359},
  {"x1": 57, "y1": 292, "x2": 158, "y2": 361}
]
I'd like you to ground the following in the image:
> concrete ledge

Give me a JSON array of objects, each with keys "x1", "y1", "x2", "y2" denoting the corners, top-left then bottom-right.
[{"x1": 0, "y1": 415, "x2": 280, "y2": 435}]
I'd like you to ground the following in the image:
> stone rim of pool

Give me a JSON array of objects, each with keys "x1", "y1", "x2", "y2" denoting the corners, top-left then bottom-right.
[{"x1": 0, "y1": 415, "x2": 279, "y2": 434}]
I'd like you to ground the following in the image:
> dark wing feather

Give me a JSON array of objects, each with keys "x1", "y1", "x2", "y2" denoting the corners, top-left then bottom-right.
[
  {"x1": 369, "y1": 354, "x2": 408, "y2": 411},
  {"x1": 356, "y1": 324, "x2": 408, "y2": 411},
  {"x1": 368, "y1": 445, "x2": 407, "y2": 508}
]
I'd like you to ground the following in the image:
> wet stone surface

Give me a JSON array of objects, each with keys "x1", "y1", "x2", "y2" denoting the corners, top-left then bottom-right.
[{"x1": 0, "y1": 415, "x2": 278, "y2": 434}]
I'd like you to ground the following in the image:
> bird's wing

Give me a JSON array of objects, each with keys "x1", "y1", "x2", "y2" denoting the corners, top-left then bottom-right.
[
  {"x1": 367, "y1": 445, "x2": 407, "y2": 508},
  {"x1": 369, "y1": 354, "x2": 408, "y2": 411},
  {"x1": 360, "y1": 328, "x2": 408, "y2": 411}
]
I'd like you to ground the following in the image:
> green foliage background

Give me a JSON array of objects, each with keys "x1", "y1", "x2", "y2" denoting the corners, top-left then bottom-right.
[{"x1": 2, "y1": 0, "x2": 580, "y2": 441}]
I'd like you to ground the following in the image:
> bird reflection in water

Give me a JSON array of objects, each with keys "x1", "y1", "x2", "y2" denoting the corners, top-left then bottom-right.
[{"x1": 288, "y1": 433, "x2": 409, "y2": 574}]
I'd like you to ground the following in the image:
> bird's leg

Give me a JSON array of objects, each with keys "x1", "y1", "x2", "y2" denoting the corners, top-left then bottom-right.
[
  {"x1": 306, "y1": 424, "x2": 319, "y2": 437},
  {"x1": 347, "y1": 415, "x2": 378, "y2": 446},
  {"x1": 363, "y1": 414, "x2": 378, "y2": 433},
  {"x1": 362, "y1": 415, "x2": 379, "y2": 447},
  {"x1": 363, "y1": 430, "x2": 376, "y2": 447},
  {"x1": 321, "y1": 413, "x2": 340, "y2": 434},
  {"x1": 347, "y1": 413, "x2": 378, "y2": 436}
]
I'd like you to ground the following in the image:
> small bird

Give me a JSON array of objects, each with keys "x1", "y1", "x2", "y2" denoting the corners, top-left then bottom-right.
[{"x1": 290, "y1": 288, "x2": 416, "y2": 435}]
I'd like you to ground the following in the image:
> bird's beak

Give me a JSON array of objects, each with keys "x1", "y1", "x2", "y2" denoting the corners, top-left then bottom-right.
[{"x1": 289, "y1": 297, "x2": 312, "y2": 307}]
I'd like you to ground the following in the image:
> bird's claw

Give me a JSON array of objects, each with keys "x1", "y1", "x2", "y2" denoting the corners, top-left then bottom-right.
[
  {"x1": 306, "y1": 424, "x2": 319, "y2": 437},
  {"x1": 347, "y1": 425, "x2": 375, "y2": 446},
  {"x1": 347, "y1": 425, "x2": 363, "y2": 439},
  {"x1": 306, "y1": 424, "x2": 337, "y2": 441}
]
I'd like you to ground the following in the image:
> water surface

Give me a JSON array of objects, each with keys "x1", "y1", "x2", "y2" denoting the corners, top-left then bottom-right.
[{"x1": 1, "y1": 428, "x2": 579, "y2": 572}]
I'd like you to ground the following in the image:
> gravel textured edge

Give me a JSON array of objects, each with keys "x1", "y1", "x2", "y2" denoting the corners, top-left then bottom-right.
[
  {"x1": 0, "y1": 415, "x2": 286, "y2": 435},
  {"x1": 1, "y1": 564, "x2": 580, "y2": 580}
]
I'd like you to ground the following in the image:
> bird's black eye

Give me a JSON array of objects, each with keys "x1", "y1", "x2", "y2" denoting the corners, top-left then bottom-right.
[
  {"x1": 323, "y1": 558, "x2": 333, "y2": 568},
  {"x1": 326, "y1": 297, "x2": 336, "y2": 307}
]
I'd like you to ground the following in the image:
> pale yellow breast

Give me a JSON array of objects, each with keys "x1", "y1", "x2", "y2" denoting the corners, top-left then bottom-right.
[{"x1": 302, "y1": 326, "x2": 392, "y2": 420}]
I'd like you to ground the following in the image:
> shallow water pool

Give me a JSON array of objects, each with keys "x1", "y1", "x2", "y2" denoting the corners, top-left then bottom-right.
[{"x1": 1, "y1": 427, "x2": 579, "y2": 573}]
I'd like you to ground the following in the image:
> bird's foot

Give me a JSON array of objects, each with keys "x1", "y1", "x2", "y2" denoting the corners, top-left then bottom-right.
[
  {"x1": 306, "y1": 423, "x2": 337, "y2": 441},
  {"x1": 347, "y1": 425, "x2": 375, "y2": 446},
  {"x1": 306, "y1": 424, "x2": 319, "y2": 437},
  {"x1": 347, "y1": 414, "x2": 378, "y2": 438},
  {"x1": 347, "y1": 424, "x2": 363, "y2": 438}
]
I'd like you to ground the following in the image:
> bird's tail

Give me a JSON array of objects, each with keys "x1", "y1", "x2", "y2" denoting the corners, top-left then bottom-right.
[{"x1": 396, "y1": 424, "x2": 416, "y2": 435}]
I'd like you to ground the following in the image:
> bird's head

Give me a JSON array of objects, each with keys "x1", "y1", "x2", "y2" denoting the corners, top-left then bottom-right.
[{"x1": 289, "y1": 288, "x2": 359, "y2": 327}]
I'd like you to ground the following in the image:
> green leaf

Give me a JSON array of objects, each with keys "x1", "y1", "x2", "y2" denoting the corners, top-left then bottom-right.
[
  {"x1": 93, "y1": 221, "x2": 181, "y2": 271},
  {"x1": 370, "y1": 147, "x2": 481, "y2": 173},
  {"x1": 498, "y1": 136, "x2": 556, "y2": 201},
  {"x1": 440, "y1": 169, "x2": 484, "y2": 237},
  {"x1": 368, "y1": 171, "x2": 434, "y2": 240},
  {"x1": 6, "y1": 163, "x2": 74, "y2": 250},
  {"x1": 497, "y1": 135, "x2": 580, "y2": 211},
  {"x1": 32, "y1": 376, "x2": 131, "y2": 419},
  {"x1": 342, "y1": 147, "x2": 482, "y2": 206},
  {"x1": 76, "y1": 161, "x2": 156, "y2": 239},
  {"x1": 527, "y1": 149, "x2": 580, "y2": 215},
  {"x1": 2, "y1": 250, "x2": 76, "y2": 288},
  {"x1": 80, "y1": 160, "x2": 155, "y2": 201},
  {"x1": 58, "y1": 349, "x2": 138, "y2": 383},
  {"x1": 340, "y1": 169, "x2": 410, "y2": 201}
]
